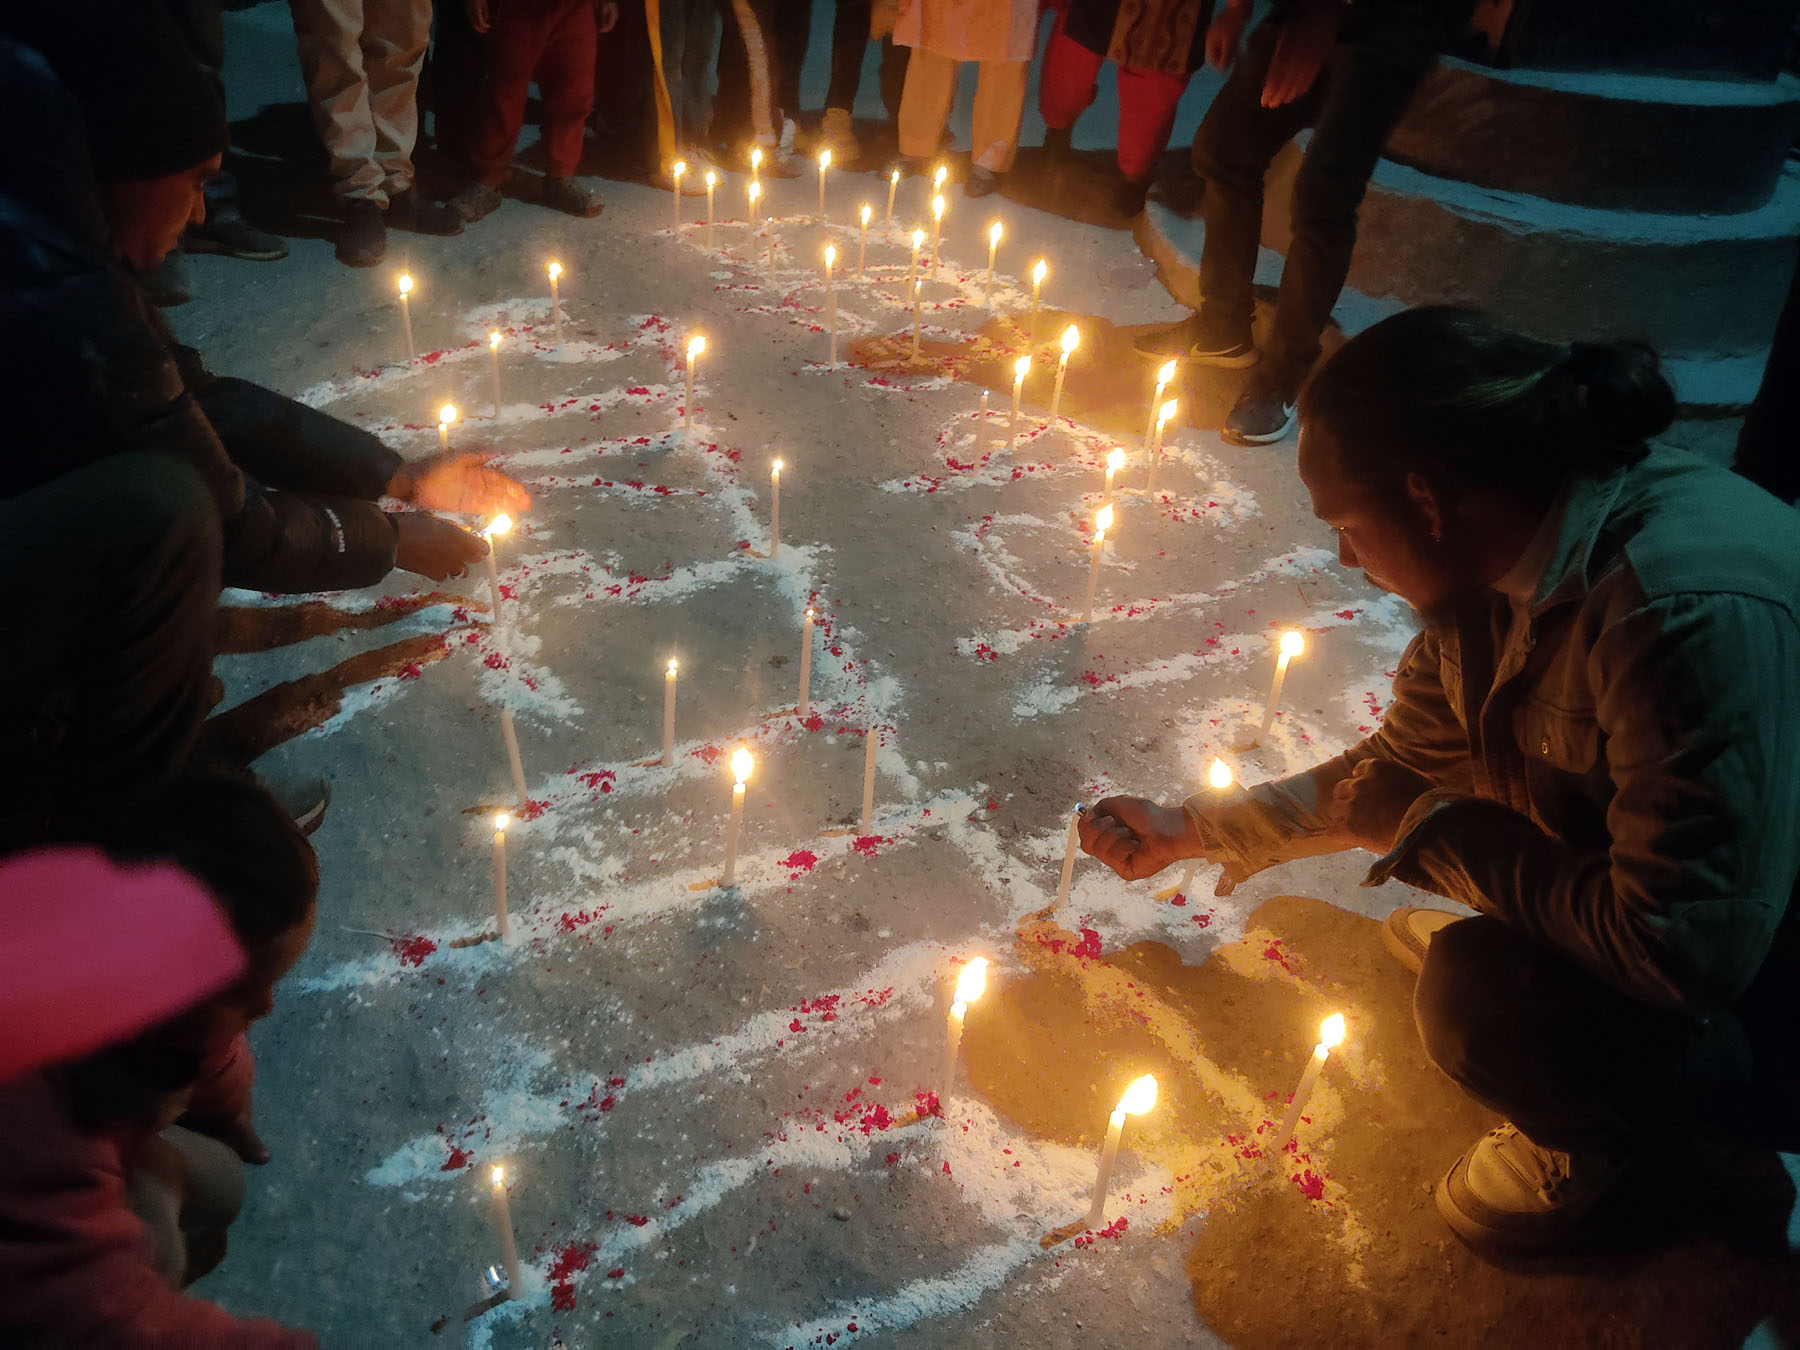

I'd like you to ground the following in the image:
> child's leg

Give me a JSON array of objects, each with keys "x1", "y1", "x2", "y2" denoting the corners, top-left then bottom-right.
[
  {"x1": 1114, "y1": 62, "x2": 1190, "y2": 181},
  {"x1": 1037, "y1": 6, "x2": 1103, "y2": 134},
  {"x1": 468, "y1": 3, "x2": 544, "y2": 185},
  {"x1": 537, "y1": 0, "x2": 599, "y2": 179}
]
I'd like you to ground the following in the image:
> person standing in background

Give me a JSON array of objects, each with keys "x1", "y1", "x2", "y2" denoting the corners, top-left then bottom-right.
[
  {"x1": 892, "y1": 0, "x2": 1038, "y2": 197},
  {"x1": 818, "y1": 0, "x2": 910, "y2": 166}
]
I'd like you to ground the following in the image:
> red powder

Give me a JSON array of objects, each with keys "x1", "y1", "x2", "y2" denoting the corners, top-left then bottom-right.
[
  {"x1": 547, "y1": 1240, "x2": 597, "y2": 1311},
  {"x1": 440, "y1": 1144, "x2": 471, "y2": 1171},
  {"x1": 624, "y1": 1214, "x2": 649, "y2": 1227},
  {"x1": 780, "y1": 849, "x2": 820, "y2": 874},
  {"x1": 1072, "y1": 929, "x2": 1104, "y2": 960},
  {"x1": 849, "y1": 835, "x2": 887, "y2": 857},
  {"x1": 390, "y1": 934, "x2": 437, "y2": 967},
  {"x1": 1293, "y1": 1168, "x2": 1327, "y2": 1202}
]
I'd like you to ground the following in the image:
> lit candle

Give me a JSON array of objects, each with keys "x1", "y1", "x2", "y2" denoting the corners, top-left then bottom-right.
[
  {"x1": 822, "y1": 244, "x2": 838, "y2": 365},
  {"x1": 859, "y1": 721, "x2": 879, "y2": 834},
  {"x1": 1103, "y1": 447, "x2": 1125, "y2": 503},
  {"x1": 437, "y1": 403, "x2": 456, "y2": 453},
  {"x1": 1080, "y1": 503, "x2": 1113, "y2": 624},
  {"x1": 1007, "y1": 354, "x2": 1030, "y2": 450},
  {"x1": 1143, "y1": 359, "x2": 1176, "y2": 452},
  {"x1": 1258, "y1": 630, "x2": 1306, "y2": 738},
  {"x1": 1055, "y1": 803, "x2": 1084, "y2": 906},
  {"x1": 749, "y1": 145, "x2": 763, "y2": 183},
  {"x1": 928, "y1": 193, "x2": 945, "y2": 271},
  {"x1": 661, "y1": 657, "x2": 678, "y2": 765},
  {"x1": 885, "y1": 167, "x2": 899, "y2": 234},
  {"x1": 1270, "y1": 1013, "x2": 1346, "y2": 1164},
  {"x1": 797, "y1": 606, "x2": 815, "y2": 716},
  {"x1": 396, "y1": 272, "x2": 415, "y2": 363},
  {"x1": 857, "y1": 203, "x2": 871, "y2": 277},
  {"x1": 910, "y1": 277, "x2": 923, "y2": 363},
  {"x1": 983, "y1": 219, "x2": 1003, "y2": 310},
  {"x1": 746, "y1": 180, "x2": 762, "y2": 257},
  {"x1": 932, "y1": 163, "x2": 948, "y2": 196},
  {"x1": 1028, "y1": 258, "x2": 1048, "y2": 347},
  {"x1": 1156, "y1": 756, "x2": 1234, "y2": 901},
  {"x1": 546, "y1": 260, "x2": 563, "y2": 345},
  {"x1": 768, "y1": 457, "x2": 783, "y2": 558},
  {"x1": 977, "y1": 389, "x2": 990, "y2": 448},
  {"x1": 488, "y1": 331, "x2": 502, "y2": 418},
  {"x1": 491, "y1": 812, "x2": 512, "y2": 941},
  {"x1": 490, "y1": 1165, "x2": 524, "y2": 1289},
  {"x1": 1146, "y1": 398, "x2": 1178, "y2": 497},
  {"x1": 705, "y1": 169, "x2": 717, "y2": 247},
  {"x1": 817, "y1": 147, "x2": 831, "y2": 217},
  {"x1": 941, "y1": 956, "x2": 989, "y2": 1097},
  {"x1": 1048, "y1": 324, "x2": 1079, "y2": 424},
  {"x1": 908, "y1": 227, "x2": 925, "y2": 287},
  {"x1": 671, "y1": 159, "x2": 686, "y2": 229},
  {"x1": 1087, "y1": 1075, "x2": 1158, "y2": 1228},
  {"x1": 500, "y1": 708, "x2": 529, "y2": 810},
  {"x1": 720, "y1": 746, "x2": 753, "y2": 886},
  {"x1": 684, "y1": 334, "x2": 705, "y2": 443},
  {"x1": 481, "y1": 512, "x2": 513, "y2": 627}
]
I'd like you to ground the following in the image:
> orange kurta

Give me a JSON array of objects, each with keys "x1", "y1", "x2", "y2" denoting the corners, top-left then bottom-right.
[{"x1": 893, "y1": 0, "x2": 1040, "y2": 63}]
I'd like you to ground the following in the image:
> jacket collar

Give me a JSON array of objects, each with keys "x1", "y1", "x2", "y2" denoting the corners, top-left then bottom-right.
[{"x1": 1525, "y1": 464, "x2": 1631, "y2": 619}]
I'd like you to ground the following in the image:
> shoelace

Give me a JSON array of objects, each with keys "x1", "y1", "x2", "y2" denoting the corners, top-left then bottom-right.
[{"x1": 1490, "y1": 1125, "x2": 1575, "y2": 1204}]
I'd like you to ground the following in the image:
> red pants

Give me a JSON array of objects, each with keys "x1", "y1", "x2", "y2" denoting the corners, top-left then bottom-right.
[
  {"x1": 1037, "y1": 5, "x2": 1190, "y2": 181},
  {"x1": 471, "y1": 0, "x2": 598, "y2": 183}
]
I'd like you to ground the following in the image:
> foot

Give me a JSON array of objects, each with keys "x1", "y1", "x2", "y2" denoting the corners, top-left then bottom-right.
[
  {"x1": 1040, "y1": 125, "x2": 1073, "y2": 166},
  {"x1": 136, "y1": 248, "x2": 193, "y2": 306},
  {"x1": 1381, "y1": 906, "x2": 1465, "y2": 975},
  {"x1": 541, "y1": 176, "x2": 604, "y2": 218},
  {"x1": 387, "y1": 188, "x2": 465, "y2": 237},
  {"x1": 1222, "y1": 371, "x2": 1298, "y2": 446},
  {"x1": 1437, "y1": 1123, "x2": 1631, "y2": 1253},
  {"x1": 1131, "y1": 312, "x2": 1256, "y2": 367},
  {"x1": 819, "y1": 107, "x2": 860, "y2": 166},
  {"x1": 965, "y1": 166, "x2": 1001, "y2": 198},
  {"x1": 336, "y1": 198, "x2": 386, "y2": 267},
  {"x1": 1113, "y1": 174, "x2": 1150, "y2": 219},
  {"x1": 448, "y1": 181, "x2": 504, "y2": 223},
  {"x1": 185, "y1": 214, "x2": 289, "y2": 262},
  {"x1": 754, "y1": 118, "x2": 804, "y2": 178}
]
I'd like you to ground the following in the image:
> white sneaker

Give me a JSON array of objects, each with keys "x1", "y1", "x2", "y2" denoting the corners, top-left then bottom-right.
[
  {"x1": 1437, "y1": 1123, "x2": 1630, "y2": 1253},
  {"x1": 1380, "y1": 905, "x2": 1465, "y2": 975}
]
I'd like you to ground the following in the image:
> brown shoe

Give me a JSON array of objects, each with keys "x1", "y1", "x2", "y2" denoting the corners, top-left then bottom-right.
[{"x1": 542, "y1": 176, "x2": 604, "y2": 218}]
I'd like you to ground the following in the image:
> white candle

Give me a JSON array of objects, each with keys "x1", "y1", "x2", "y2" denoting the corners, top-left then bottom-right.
[
  {"x1": 767, "y1": 232, "x2": 777, "y2": 288},
  {"x1": 1143, "y1": 360, "x2": 1176, "y2": 451},
  {"x1": 437, "y1": 403, "x2": 456, "y2": 453},
  {"x1": 1008, "y1": 355, "x2": 1030, "y2": 450},
  {"x1": 661, "y1": 658, "x2": 678, "y2": 765},
  {"x1": 797, "y1": 606, "x2": 814, "y2": 716},
  {"x1": 671, "y1": 158, "x2": 686, "y2": 229},
  {"x1": 1087, "y1": 1075, "x2": 1158, "y2": 1228},
  {"x1": 488, "y1": 332, "x2": 502, "y2": 418},
  {"x1": 1103, "y1": 447, "x2": 1124, "y2": 503},
  {"x1": 1048, "y1": 324, "x2": 1079, "y2": 425},
  {"x1": 768, "y1": 458, "x2": 783, "y2": 557},
  {"x1": 745, "y1": 180, "x2": 761, "y2": 258},
  {"x1": 1258, "y1": 631, "x2": 1306, "y2": 738},
  {"x1": 705, "y1": 169, "x2": 717, "y2": 247},
  {"x1": 1156, "y1": 756, "x2": 1234, "y2": 901},
  {"x1": 932, "y1": 163, "x2": 948, "y2": 197},
  {"x1": 499, "y1": 708, "x2": 529, "y2": 809},
  {"x1": 859, "y1": 721, "x2": 879, "y2": 833},
  {"x1": 490, "y1": 1165, "x2": 524, "y2": 1288},
  {"x1": 822, "y1": 245, "x2": 838, "y2": 366},
  {"x1": 1028, "y1": 259, "x2": 1047, "y2": 347},
  {"x1": 977, "y1": 390, "x2": 989, "y2": 448},
  {"x1": 1270, "y1": 1013, "x2": 1346, "y2": 1163},
  {"x1": 1146, "y1": 398, "x2": 1177, "y2": 497},
  {"x1": 481, "y1": 512, "x2": 513, "y2": 626},
  {"x1": 720, "y1": 746, "x2": 753, "y2": 885},
  {"x1": 908, "y1": 228, "x2": 925, "y2": 288},
  {"x1": 910, "y1": 277, "x2": 923, "y2": 363},
  {"x1": 928, "y1": 193, "x2": 945, "y2": 272},
  {"x1": 817, "y1": 147, "x2": 831, "y2": 217},
  {"x1": 983, "y1": 219, "x2": 1003, "y2": 311},
  {"x1": 491, "y1": 812, "x2": 512, "y2": 941},
  {"x1": 750, "y1": 145, "x2": 763, "y2": 182},
  {"x1": 684, "y1": 334, "x2": 705, "y2": 443},
  {"x1": 396, "y1": 272, "x2": 416, "y2": 363},
  {"x1": 1055, "y1": 804, "x2": 1083, "y2": 906},
  {"x1": 857, "y1": 203, "x2": 871, "y2": 277},
  {"x1": 941, "y1": 957, "x2": 988, "y2": 1097},
  {"x1": 1080, "y1": 504, "x2": 1113, "y2": 624},
  {"x1": 885, "y1": 168, "x2": 899, "y2": 234},
  {"x1": 546, "y1": 260, "x2": 563, "y2": 345}
]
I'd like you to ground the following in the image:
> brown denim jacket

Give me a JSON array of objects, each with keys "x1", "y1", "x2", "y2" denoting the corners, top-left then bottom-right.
[{"x1": 1189, "y1": 447, "x2": 1800, "y2": 1016}]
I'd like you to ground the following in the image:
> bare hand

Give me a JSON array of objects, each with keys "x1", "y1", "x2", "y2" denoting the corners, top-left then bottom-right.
[
  {"x1": 1262, "y1": 1, "x2": 1341, "y2": 107},
  {"x1": 1078, "y1": 796, "x2": 1199, "y2": 881},
  {"x1": 213, "y1": 1108, "x2": 272, "y2": 1165},
  {"x1": 389, "y1": 452, "x2": 532, "y2": 519},
  {"x1": 1206, "y1": 0, "x2": 1251, "y2": 71},
  {"x1": 1327, "y1": 758, "x2": 1432, "y2": 853},
  {"x1": 467, "y1": 0, "x2": 491, "y2": 32},
  {"x1": 598, "y1": 1, "x2": 619, "y2": 33},
  {"x1": 393, "y1": 512, "x2": 487, "y2": 580}
]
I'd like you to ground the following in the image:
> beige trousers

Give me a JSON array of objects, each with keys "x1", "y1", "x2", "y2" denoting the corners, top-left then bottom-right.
[
  {"x1": 289, "y1": 0, "x2": 431, "y2": 202},
  {"x1": 896, "y1": 48, "x2": 1028, "y2": 173}
]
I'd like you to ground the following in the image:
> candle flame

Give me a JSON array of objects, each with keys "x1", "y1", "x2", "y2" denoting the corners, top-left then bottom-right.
[
  {"x1": 490, "y1": 330, "x2": 501, "y2": 349},
  {"x1": 1156, "y1": 359, "x2": 1176, "y2": 385},
  {"x1": 1060, "y1": 324, "x2": 1080, "y2": 355},
  {"x1": 933, "y1": 164, "x2": 947, "y2": 190},
  {"x1": 931, "y1": 194, "x2": 945, "y2": 222},
  {"x1": 491, "y1": 1164, "x2": 505, "y2": 1186},
  {"x1": 1280, "y1": 630, "x2": 1305, "y2": 659},
  {"x1": 397, "y1": 272, "x2": 413, "y2": 295},
  {"x1": 1158, "y1": 398, "x2": 1178, "y2": 426},
  {"x1": 672, "y1": 159, "x2": 687, "y2": 178},
  {"x1": 1118, "y1": 1074, "x2": 1158, "y2": 1115},
  {"x1": 1320, "y1": 1012, "x2": 1346, "y2": 1049},
  {"x1": 705, "y1": 169, "x2": 717, "y2": 188},
  {"x1": 667, "y1": 658, "x2": 678, "y2": 676},
  {"x1": 483, "y1": 513, "x2": 513, "y2": 538},
  {"x1": 953, "y1": 956, "x2": 989, "y2": 1005},
  {"x1": 494, "y1": 812, "x2": 509, "y2": 832},
  {"x1": 1013, "y1": 355, "x2": 1031, "y2": 380},
  {"x1": 546, "y1": 260, "x2": 562, "y2": 280},
  {"x1": 860, "y1": 203, "x2": 872, "y2": 225},
  {"x1": 772, "y1": 458, "x2": 783, "y2": 475},
  {"x1": 1095, "y1": 504, "x2": 1114, "y2": 535},
  {"x1": 988, "y1": 220, "x2": 1003, "y2": 245},
  {"x1": 805, "y1": 606, "x2": 813, "y2": 619},
  {"x1": 438, "y1": 403, "x2": 456, "y2": 426},
  {"x1": 1106, "y1": 448, "x2": 1125, "y2": 473},
  {"x1": 890, "y1": 167, "x2": 900, "y2": 184},
  {"x1": 823, "y1": 244, "x2": 836, "y2": 268},
  {"x1": 750, "y1": 147, "x2": 763, "y2": 172},
  {"x1": 1031, "y1": 258, "x2": 1047, "y2": 286},
  {"x1": 911, "y1": 228, "x2": 925, "y2": 250},
  {"x1": 1208, "y1": 757, "x2": 1233, "y2": 790},
  {"x1": 687, "y1": 334, "x2": 706, "y2": 361},
  {"x1": 730, "y1": 746, "x2": 754, "y2": 785},
  {"x1": 819, "y1": 148, "x2": 831, "y2": 171},
  {"x1": 748, "y1": 181, "x2": 761, "y2": 204}
]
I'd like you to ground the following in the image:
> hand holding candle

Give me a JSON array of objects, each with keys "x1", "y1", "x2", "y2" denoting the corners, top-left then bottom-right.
[
  {"x1": 396, "y1": 271, "x2": 416, "y2": 363},
  {"x1": 1080, "y1": 503, "x2": 1113, "y2": 623},
  {"x1": 941, "y1": 956, "x2": 989, "y2": 1096},
  {"x1": 1269, "y1": 1013, "x2": 1346, "y2": 1166},
  {"x1": 720, "y1": 746, "x2": 754, "y2": 886},
  {"x1": 1087, "y1": 1074, "x2": 1157, "y2": 1228}
]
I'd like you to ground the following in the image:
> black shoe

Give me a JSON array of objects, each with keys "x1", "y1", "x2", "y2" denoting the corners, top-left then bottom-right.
[
  {"x1": 965, "y1": 166, "x2": 1001, "y2": 198},
  {"x1": 1222, "y1": 372, "x2": 1298, "y2": 446},
  {"x1": 1040, "y1": 125, "x2": 1073, "y2": 165},
  {"x1": 336, "y1": 198, "x2": 386, "y2": 267},
  {"x1": 137, "y1": 247, "x2": 193, "y2": 306},
  {"x1": 186, "y1": 214, "x2": 289, "y2": 261},
  {"x1": 448, "y1": 180, "x2": 504, "y2": 223},
  {"x1": 541, "y1": 175, "x2": 604, "y2": 218},
  {"x1": 388, "y1": 188, "x2": 465, "y2": 236},
  {"x1": 1113, "y1": 175, "x2": 1150, "y2": 219},
  {"x1": 1132, "y1": 312, "x2": 1256, "y2": 367},
  {"x1": 1147, "y1": 169, "x2": 1205, "y2": 216}
]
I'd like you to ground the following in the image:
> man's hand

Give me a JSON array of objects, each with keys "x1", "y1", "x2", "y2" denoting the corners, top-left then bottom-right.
[
  {"x1": 1079, "y1": 796, "x2": 1200, "y2": 881},
  {"x1": 1206, "y1": 0, "x2": 1252, "y2": 70},
  {"x1": 1327, "y1": 758, "x2": 1432, "y2": 853},
  {"x1": 598, "y1": 1, "x2": 619, "y2": 33},
  {"x1": 468, "y1": 0, "x2": 492, "y2": 33},
  {"x1": 393, "y1": 512, "x2": 487, "y2": 580},
  {"x1": 1262, "y1": 0, "x2": 1342, "y2": 107},
  {"x1": 387, "y1": 452, "x2": 532, "y2": 520}
]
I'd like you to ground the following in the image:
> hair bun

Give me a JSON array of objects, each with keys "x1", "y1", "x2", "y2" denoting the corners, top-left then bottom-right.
[{"x1": 1565, "y1": 339, "x2": 1675, "y2": 447}]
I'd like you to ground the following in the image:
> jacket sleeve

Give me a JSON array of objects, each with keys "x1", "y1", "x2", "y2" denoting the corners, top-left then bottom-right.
[
  {"x1": 1186, "y1": 626, "x2": 1475, "y2": 880},
  {"x1": 1368, "y1": 591, "x2": 1800, "y2": 1011},
  {"x1": 221, "y1": 482, "x2": 398, "y2": 593}
]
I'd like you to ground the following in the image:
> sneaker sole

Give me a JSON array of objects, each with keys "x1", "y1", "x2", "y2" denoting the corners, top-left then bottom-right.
[
  {"x1": 184, "y1": 238, "x2": 290, "y2": 262},
  {"x1": 1434, "y1": 1153, "x2": 1602, "y2": 1255},
  {"x1": 1380, "y1": 909, "x2": 1429, "y2": 975},
  {"x1": 1221, "y1": 408, "x2": 1296, "y2": 446},
  {"x1": 1132, "y1": 343, "x2": 1259, "y2": 369}
]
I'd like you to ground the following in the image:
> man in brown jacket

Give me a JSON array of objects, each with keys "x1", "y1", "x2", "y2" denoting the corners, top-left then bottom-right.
[{"x1": 1082, "y1": 308, "x2": 1800, "y2": 1254}]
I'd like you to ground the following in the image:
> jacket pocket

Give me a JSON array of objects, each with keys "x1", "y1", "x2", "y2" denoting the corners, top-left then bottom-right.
[{"x1": 1514, "y1": 697, "x2": 1600, "y2": 774}]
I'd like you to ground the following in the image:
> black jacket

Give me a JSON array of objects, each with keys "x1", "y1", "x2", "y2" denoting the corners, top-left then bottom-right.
[{"x1": 0, "y1": 36, "x2": 399, "y2": 593}]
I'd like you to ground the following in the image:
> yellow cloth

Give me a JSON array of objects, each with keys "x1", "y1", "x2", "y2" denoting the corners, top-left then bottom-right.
[
  {"x1": 897, "y1": 48, "x2": 1028, "y2": 172},
  {"x1": 892, "y1": 0, "x2": 1039, "y2": 63}
]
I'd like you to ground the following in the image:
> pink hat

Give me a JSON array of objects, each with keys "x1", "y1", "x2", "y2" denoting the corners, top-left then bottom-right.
[{"x1": 0, "y1": 847, "x2": 246, "y2": 1082}]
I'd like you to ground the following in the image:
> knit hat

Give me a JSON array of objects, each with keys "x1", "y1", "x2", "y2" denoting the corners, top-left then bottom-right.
[{"x1": 2, "y1": 0, "x2": 229, "y2": 183}]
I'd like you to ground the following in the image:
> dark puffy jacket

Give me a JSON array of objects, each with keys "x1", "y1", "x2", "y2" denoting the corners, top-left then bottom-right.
[{"x1": 0, "y1": 36, "x2": 399, "y2": 594}]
